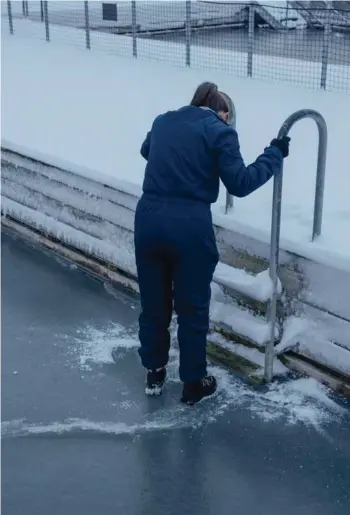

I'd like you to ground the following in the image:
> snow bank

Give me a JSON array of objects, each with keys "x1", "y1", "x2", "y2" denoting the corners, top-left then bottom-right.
[
  {"x1": 2, "y1": 22, "x2": 350, "y2": 267},
  {"x1": 3, "y1": 16, "x2": 350, "y2": 91}
]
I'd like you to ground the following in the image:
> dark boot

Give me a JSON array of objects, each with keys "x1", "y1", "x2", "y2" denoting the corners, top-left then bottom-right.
[
  {"x1": 145, "y1": 368, "x2": 167, "y2": 396},
  {"x1": 181, "y1": 375, "x2": 217, "y2": 405}
]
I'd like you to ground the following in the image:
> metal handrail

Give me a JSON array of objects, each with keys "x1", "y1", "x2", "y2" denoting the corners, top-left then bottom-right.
[{"x1": 264, "y1": 109, "x2": 328, "y2": 382}]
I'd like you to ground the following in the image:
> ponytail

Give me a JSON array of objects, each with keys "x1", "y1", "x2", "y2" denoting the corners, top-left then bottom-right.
[{"x1": 190, "y1": 82, "x2": 232, "y2": 120}]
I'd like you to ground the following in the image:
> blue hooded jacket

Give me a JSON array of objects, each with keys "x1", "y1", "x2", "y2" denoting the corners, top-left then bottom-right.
[{"x1": 140, "y1": 105, "x2": 282, "y2": 205}]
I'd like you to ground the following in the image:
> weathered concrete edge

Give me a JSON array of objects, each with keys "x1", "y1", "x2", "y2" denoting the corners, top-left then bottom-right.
[
  {"x1": 3, "y1": 214, "x2": 350, "y2": 396},
  {"x1": 3, "y1": 144, "x2": 350, "y2": 275}
]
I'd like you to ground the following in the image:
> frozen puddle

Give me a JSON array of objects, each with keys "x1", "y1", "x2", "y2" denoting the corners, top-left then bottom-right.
[{"x1": 3, "y1": 324, "x2": 346, "y2": 439}]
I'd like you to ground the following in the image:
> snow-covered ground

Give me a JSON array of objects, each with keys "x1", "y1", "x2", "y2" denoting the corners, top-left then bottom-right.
[{"x1": 2, "y1": 18, "x2": 350, "y2": 268}]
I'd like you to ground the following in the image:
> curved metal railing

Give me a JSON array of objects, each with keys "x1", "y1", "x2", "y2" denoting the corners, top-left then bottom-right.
[{"x1": 264, "y1": 109, "x2": 328, "y2": 382}]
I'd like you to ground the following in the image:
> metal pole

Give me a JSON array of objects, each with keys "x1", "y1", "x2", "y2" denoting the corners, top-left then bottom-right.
[
  {"x1": 25, "y1": 0, "x2": 29, "y2": 16},
  {"x1": 84, "y1": 1, "x2": 91, "y2": 50},
  {"x1": 225, "y1": 100, "x2": 237, "y2": 213},
  {"x1": 247, "y1": 4, "x2": 254, "y2": 77},
  {"x1": 40, "y1": 0, "x2": 44, "y2": 22},
  {"x1": 265, "y1": 169, "x2": 283, "y2": 382},
  {"x1": 22, "y1": 1, "x2": 25, "y2": 17},
  {"x1": 43, "y1": 1, "x2": 50, "y2": 42},
  {"x1": 312, "y1": 115, "x2": 328, "y2": 239},
  {"x1": 320, "y1": 2, "x2": 332, "y2": 89},
  {"x1": 131, "y1": 1, "x2": 137, "y2": 58},
  {"x1": 185, "y1": 0, "x2": 191, "y2": 67},
  {"x1": 7, "y1": 0, "x2": 14, "y2": 35},
  {"x1": 265, "y1": 109, "x2": 328, "y2": 382}
]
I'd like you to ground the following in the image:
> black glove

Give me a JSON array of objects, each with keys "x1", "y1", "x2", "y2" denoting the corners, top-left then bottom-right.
[{"x1": 270, "y1": 136, "x2": 290, "y2": 158}]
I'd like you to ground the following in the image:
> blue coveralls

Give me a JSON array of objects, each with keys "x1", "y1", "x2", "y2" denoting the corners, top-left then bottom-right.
[{"x1": 134, "y1": 106, "x2": 282, "y2": 382}]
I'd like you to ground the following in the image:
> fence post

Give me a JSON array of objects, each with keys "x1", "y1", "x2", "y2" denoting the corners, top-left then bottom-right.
[
  {"x1": 40, "y1": 0, "x2": 44, "y2": 22},
  {"x1": 84, "y1": 1, "x2": 91, "y2": 50},
  {"x1": 320, "y1": 2, "x2": 331, "y2": 89},
  {"x1": 247, "y1": 4, "x2": 254, "y2": 77},
  {"x1": 285, "y1": 1, "x2": 289, "y2": 29},
  {"x1": 7, "y1": 1, "x2": 14, "y2": 35},
  {"x1": 131, "y1": 1, "x2": 137, "y2": 58},
  {"x1": 185, "y1": 1, "x2": 191, "y2": 67},
  {"x1": 43, "y1": 1, "x2": 50, "y2": 42}
]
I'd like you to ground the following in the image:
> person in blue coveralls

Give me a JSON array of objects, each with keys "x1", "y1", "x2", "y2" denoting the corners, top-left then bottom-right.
[{"x1": 135, "y1": 82, "x2": 290, "y2": 405}]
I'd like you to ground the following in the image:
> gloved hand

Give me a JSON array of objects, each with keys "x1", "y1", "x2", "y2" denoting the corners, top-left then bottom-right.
[{"x1": 270, "y1": 136, "x2": 291, "y2": 158}]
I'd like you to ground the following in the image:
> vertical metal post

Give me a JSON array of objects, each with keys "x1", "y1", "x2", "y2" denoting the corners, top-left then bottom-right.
[
  {"x1": 265, "y1": 168, "x2": 283, "y2": 382},
  {"x1": 25, "y1": 0, "x2": 29, "y2": 16},
  {"x1": 43, "y1": 1, "x2": 50, "y2": 42},
  {"x1": 185, "y1": 0, "x2": 191, "y2": 67},
  {"x1": 225, "y1": 99, "x2": 237, "y2": 213},
  {"x1": 7, "y1": 0, "x2": 14, "y2": 35},
  {"x1": 40, "y1": 0, "x2": 44, "y2": 22},
  {"x1": 265, "y1": 109, "x2": 328, "y2": 382},
  {"x1": 247, "y1": 4, "x2": 254, "y2": 77},
  {"x1": 312, "y1": 116, "x2": 328, "y2": 239},
  {"x1": 285, "y1": 1, "x2": 289, "y2": 29},
  {"x1": 320, "y1": 2, "x2": 331, "y2": 89},
  {"x1": 84, "y1": 1, "x2": 91, "y2": 50},
  {"x1": 131, "y1": 1, "x2": 137, "y2": 58},
  {"x1": 22, "y1": 1, "x2": 25, "y2": 16}
]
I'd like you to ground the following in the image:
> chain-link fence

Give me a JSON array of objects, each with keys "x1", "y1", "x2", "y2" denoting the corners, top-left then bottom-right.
[{"x1": 2, "y1": 1, "x2": 350, "y2": 93}]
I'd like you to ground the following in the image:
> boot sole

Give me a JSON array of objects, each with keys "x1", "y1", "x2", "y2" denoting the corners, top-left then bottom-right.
[{"x1": 180, "y1": 388, "x2": 218, "y2": 406}]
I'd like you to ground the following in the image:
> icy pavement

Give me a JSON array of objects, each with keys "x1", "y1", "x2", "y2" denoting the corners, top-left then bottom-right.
[{"x1": 2, "y1": 231, "x2": 350, "y2": 515}]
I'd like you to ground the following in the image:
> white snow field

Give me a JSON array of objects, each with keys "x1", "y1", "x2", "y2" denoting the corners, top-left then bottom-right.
[{"x1": 2, "y1": 18, "x2": 350, "y2": 270}]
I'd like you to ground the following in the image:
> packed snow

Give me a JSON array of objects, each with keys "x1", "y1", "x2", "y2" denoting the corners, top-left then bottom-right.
[
  {"x1": 210, "y1": 300, "x2": 279, "y2": 346},
  {"x1": 214, "y1": 263, "x2": 282, "y2": 302},
  {"x1": 275, "y1": 314, "x2": 350, "y2": 377},
  {"x1": 2, "y1": 19, "x2": 350, "y2": 269}
]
